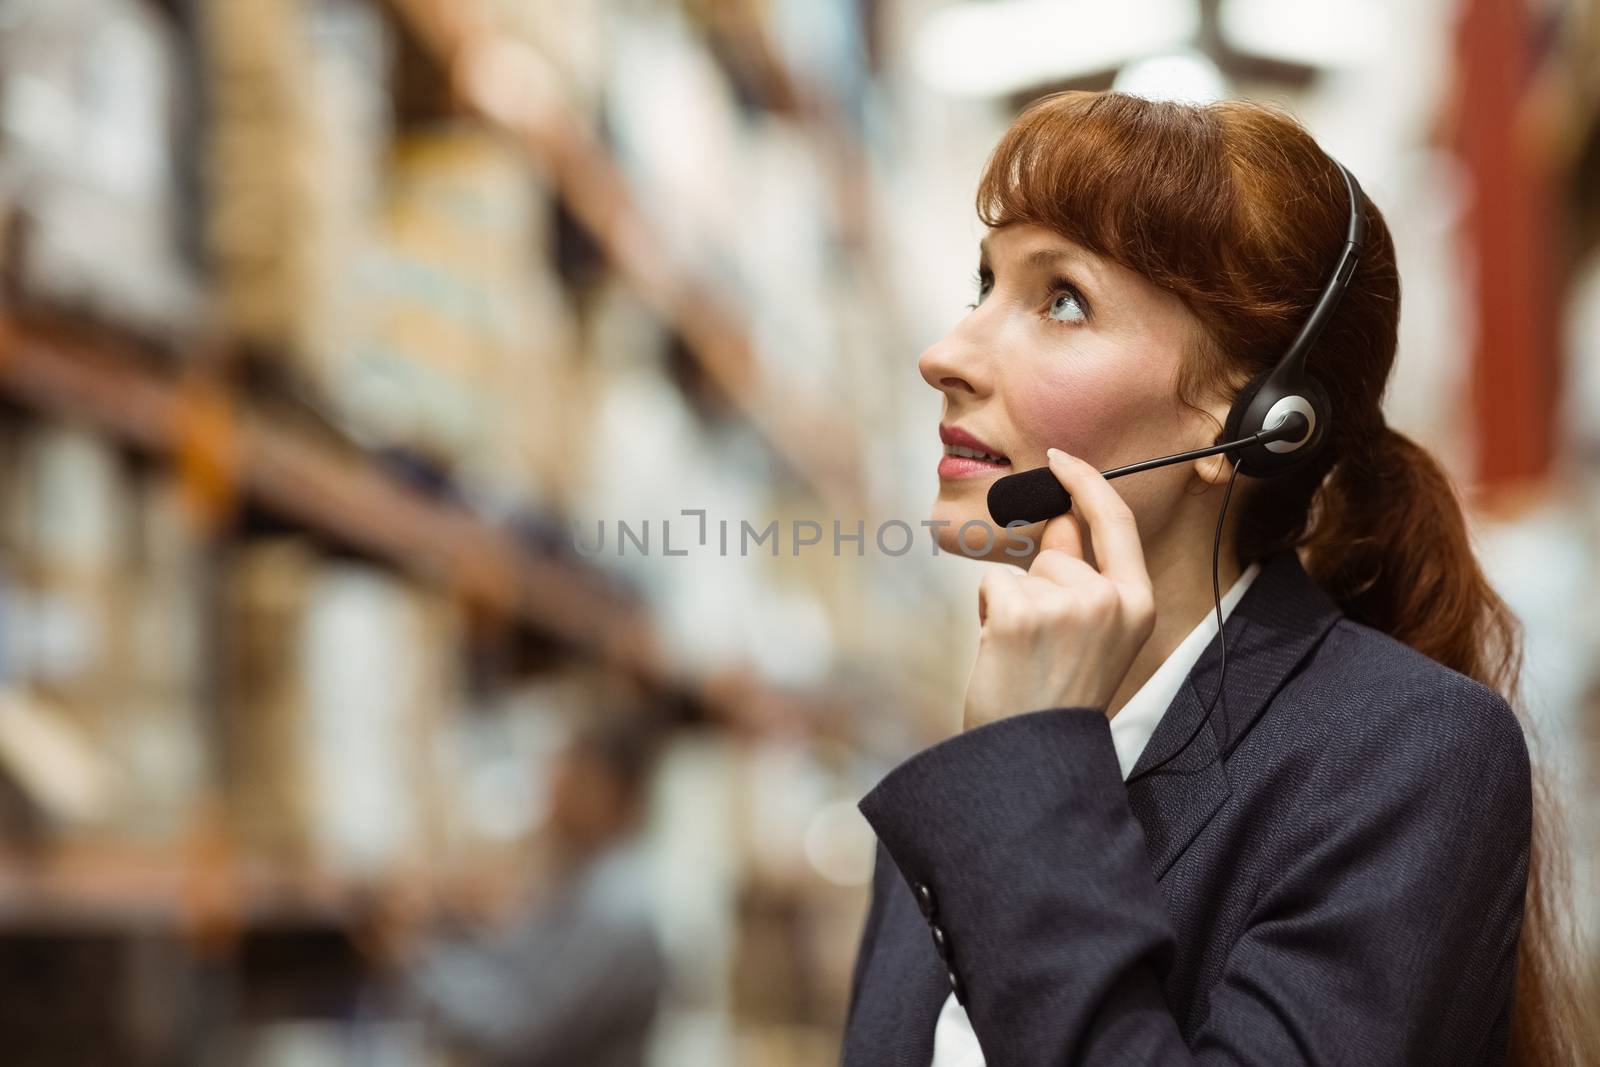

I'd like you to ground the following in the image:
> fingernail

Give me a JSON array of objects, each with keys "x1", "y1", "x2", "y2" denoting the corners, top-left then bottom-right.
[{"x1": 1046, "y1": 447, "x2": 1063, "y2": 461}]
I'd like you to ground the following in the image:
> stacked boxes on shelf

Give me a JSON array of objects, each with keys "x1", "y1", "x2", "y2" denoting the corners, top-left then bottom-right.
[
  {"x1": 339, "y1": 123, "x2": 579, "y2": 502},
  {"x1": 0, "y1": 0, "x2": 200, "y2": 333},
  {"x1": 221, "y1": 539, "x2": 463, "y2": 878},
  {"x1": 0, "y1": 425, "x2": 206, "y2": 841}
]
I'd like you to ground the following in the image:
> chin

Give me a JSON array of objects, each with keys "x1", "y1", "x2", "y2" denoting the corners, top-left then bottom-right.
[{"x1": 930, "y1": 485, "x2": 1038, "y2": 564}]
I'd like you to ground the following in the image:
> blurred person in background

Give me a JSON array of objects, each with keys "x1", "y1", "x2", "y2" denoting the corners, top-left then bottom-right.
[{"x1": 367, "y1": 714, "x2": 668, "y2": 1067}]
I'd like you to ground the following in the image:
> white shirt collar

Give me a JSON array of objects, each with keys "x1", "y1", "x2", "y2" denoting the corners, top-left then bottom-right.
[{"x1": 1108, "y1": 561, "x2": 1262, "y2": 780}]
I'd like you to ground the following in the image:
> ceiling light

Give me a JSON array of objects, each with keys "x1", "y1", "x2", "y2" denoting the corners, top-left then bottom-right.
[{"x1": 913, "y1": 0, "x2": 1199, "y2": 98}]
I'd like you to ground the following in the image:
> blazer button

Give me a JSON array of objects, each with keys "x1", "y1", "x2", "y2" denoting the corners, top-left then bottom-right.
[
  {"x1": 930, "y1": 924, "x2": 950, "y2": 959},
  {"x1": 914, "y1": 881, "x2": 937, "y2": 918},
  {"x1": 947, "y1": 968, "x2": 966, "y2": 1005}
]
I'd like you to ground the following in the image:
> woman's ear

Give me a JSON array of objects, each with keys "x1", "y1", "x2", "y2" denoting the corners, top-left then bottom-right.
[
  {"x1": 1192, "y1": 393, "x2": 1238, "y2": 487},
  {"x1": 1193, "y1": 451, "x2": 1233, "y2": 487}
]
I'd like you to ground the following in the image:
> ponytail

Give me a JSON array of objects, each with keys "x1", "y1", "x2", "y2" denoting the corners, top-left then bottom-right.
[
  {"x1": 1300, "y1": 424, "x2": 1520, "y2": 697},
  {"x1": 1301, "y1": 425, "x2": 1594, "y2": 1067}
]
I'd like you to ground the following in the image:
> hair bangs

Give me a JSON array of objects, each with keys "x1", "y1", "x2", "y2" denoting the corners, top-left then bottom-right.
[{"x1": 974, "y1": 91, "x2": 1237, "y2": 304}]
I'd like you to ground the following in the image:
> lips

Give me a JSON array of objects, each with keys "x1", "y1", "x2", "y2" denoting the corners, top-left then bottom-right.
[{"x1": 938, "y1": 424, "x2": 1010, "y2": 479}]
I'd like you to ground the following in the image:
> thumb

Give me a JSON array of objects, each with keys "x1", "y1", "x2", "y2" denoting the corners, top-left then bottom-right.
[{"x1": 1037, "y1": 511, "x2": 1085, "y2": 560}]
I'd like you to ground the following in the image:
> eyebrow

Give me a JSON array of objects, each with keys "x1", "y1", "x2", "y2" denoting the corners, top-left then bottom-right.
[{"x1": 977, "y1": 237, "x2": 1106, "y2": 292}]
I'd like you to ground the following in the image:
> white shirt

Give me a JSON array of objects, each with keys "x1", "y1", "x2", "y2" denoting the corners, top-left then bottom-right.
[{"x1": 929, "y1": 561, "x2": 1263, "y2": 1067}]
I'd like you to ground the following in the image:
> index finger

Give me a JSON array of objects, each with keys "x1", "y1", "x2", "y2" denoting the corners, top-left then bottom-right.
[{"x1": 1043, "y1": 448, "x2": 1150, "y2": 588}]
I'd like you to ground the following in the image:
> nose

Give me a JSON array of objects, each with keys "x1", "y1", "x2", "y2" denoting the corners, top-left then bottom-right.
[{"x1": 918, "y1": 316, "x2": 990, "y2": 399}]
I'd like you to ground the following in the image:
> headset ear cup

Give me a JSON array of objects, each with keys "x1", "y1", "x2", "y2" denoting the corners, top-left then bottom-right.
[
  {"x1": 1221, "y1": 369, "x2": 1331, "y2": 477},
  {"x1": 1292, "y1": 375, "x2": 1332, "y2": 467}
]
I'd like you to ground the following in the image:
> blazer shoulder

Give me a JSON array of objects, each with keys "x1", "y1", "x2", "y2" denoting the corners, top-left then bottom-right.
[{"x1": 1294, "y1": 616, "x2": 1528, "y2": 777}]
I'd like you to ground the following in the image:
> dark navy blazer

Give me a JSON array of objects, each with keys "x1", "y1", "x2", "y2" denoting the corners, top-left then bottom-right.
[{"x1": 841, "y1": 547, "x2": 1531, "y2": 1066}]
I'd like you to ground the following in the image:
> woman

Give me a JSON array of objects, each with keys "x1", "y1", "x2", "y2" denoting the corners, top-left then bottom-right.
[{"x1": 841, "y1": 92, "x2": 1588, "y2": 1066}]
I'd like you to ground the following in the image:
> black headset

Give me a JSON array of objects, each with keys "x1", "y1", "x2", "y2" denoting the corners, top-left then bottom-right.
[
  {"x1": 984, "y1": 159, "x2": 1370, "y2": 779},
  {"x1": 1218, "y1": 160, "x2": 1369, "y2": 478}
]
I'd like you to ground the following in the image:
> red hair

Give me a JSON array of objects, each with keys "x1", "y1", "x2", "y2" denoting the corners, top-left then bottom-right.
[{"x1": 975, "y1": 89, "x2": 1592, "y2": 1065}]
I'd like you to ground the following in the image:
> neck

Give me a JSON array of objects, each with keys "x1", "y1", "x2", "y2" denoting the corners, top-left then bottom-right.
[{"x1": 1105, "y1": 534, "x2": 1243, "y2": 720}]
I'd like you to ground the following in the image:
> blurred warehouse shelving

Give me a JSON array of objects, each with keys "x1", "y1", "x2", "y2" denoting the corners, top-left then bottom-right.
[
  {"x1": 0, "y1": 0, "x2": 930, "y2": 1063},
  {"x1": 0, "y1": 312, "x2": 664, "y2": 685},
  {"x1": 381, "y1": 0, "x2": 871, "y2": 514}
]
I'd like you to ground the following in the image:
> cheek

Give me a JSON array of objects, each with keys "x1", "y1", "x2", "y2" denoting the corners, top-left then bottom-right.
[{"x1": 1007, "y1": 357, "x2": 1152, "y2": 464}]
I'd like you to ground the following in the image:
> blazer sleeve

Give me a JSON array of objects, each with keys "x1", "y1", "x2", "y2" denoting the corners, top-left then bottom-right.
[
  {"x1": 843, "y1": 838, "x2": 894, "y2": 1032},
  {"x1": 855, "y1": 690, "x2": 1531, "y2": 1066}
]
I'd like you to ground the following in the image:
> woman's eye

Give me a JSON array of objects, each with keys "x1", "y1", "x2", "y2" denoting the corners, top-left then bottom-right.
[
  {"x1": 1047, "y1": 287, "x2": 1088, "y2": 324},
  {"x1": 967, "y1": 272, "x2": 992, "y2": 310}
]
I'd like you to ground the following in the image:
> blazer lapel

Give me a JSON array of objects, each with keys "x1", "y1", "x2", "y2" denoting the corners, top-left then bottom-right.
[{"x1": 1125, "y1": 548, "x2": 1343, "y2": 880}]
